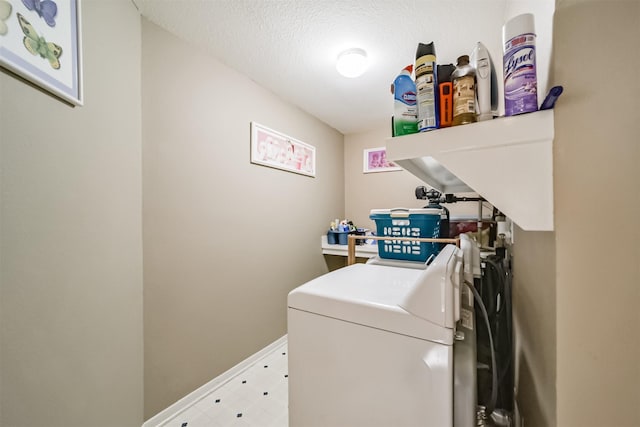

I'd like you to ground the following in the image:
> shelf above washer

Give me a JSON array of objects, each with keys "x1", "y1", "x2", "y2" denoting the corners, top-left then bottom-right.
[{"x1": 385, "y1": 110, "x2": 554, "y2": 231}]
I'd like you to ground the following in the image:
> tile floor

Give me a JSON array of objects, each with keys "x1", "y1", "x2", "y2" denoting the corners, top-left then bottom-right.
[{"x1": 160, "y1": 341, "x2": 289, "y2": 427}]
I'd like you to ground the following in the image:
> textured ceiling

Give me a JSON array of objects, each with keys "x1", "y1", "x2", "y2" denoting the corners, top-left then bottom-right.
[{"x1": 133, "y1": 0, "x2": 554, "y2": 135}]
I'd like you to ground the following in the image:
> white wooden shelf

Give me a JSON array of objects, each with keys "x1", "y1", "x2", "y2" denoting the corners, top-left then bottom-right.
[
  {"x1": 385, "y1": 110, "x2": 554, "y2": 231},
  {"x1": 321, "y1": 235, "x2": 378, "y2": 258}
]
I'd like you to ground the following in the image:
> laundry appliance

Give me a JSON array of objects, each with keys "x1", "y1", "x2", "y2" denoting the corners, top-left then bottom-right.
[{"x1": 287, "y1": 238, "x2": 478, "y2": 427}]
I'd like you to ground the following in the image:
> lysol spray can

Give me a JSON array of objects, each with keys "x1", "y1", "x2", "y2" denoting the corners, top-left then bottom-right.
[{"x1": 502, "y1": 13, "x2": 538, "y2": 116}]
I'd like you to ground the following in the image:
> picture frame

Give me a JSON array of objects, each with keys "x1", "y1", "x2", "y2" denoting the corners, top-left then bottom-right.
[
  {"x1": 250, "y1": 122, "x2": 316, "y2": 177},
  {"x1": 363, "y1": 147, "x2": 402, "y2": 173},
  {"x1": 0, "y1": 0, "x2": 83, "y2": 106}
]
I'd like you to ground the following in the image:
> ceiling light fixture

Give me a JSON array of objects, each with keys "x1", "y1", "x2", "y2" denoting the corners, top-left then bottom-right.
[{"x1": 336, "y1": 48, "x2": 368, "y2": 78}]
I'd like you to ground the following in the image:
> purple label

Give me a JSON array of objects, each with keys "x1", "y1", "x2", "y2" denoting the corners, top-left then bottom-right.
[{"x1": 504, "y1": 38, "x2": 538, "y2": 116}]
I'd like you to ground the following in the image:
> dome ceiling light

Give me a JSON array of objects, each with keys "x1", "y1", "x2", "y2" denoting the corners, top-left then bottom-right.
[{"x1": 336, "y1": 48, "x2": 368, "y2": 78}]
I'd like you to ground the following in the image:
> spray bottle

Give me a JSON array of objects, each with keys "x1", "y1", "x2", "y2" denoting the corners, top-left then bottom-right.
[
  {"x1": 415, "y1": 42, "x2": 439, "y2": 131},
  {"x1": 503, "y1": 13, "x2": 538, "y2": 115},
  {"x1": 471, "y1": 42, "x2": 498, "y2": 121},
  {"x1": 391, "y1": 65, "x2": 418, "y2": 136}
]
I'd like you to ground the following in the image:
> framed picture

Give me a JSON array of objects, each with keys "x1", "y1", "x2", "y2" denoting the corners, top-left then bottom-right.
[
  {"x1": 0, "y1": 0, "x2": 83, "y2": 106},
  {"x1": 250, "y1": 122, "x2": 316, "y2": 177},
  {"x1": 363, "y1": 147, "x2": 402, "y2": 173}
]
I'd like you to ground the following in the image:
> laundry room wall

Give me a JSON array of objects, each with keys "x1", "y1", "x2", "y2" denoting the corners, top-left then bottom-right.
[
  {"x1": 344, "y1": 123, "x2": 491, "y2": 233},
  {"x1": 511, "y1": 228, "x2": 556, "y2": 426},
  {"x1": 513, "y1": 1, "x2": 640, "y2": 426},
  {"x1": 0, "y1": 1, "x2": 143, "y2": 426},
  {"x1": 344, "y1": 122, "x2": 426, "y2": 230},
  {"x1": 551, "y1": 1, "x2": 639, "y2": 426},
  {"x1": 141, "y1": 19, "x2": 344, "y2": 418}
]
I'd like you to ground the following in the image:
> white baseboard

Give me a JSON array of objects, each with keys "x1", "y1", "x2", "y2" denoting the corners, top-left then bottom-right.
[{"x1": 142, "y1": 335, "x2": 288, "y2": 427}]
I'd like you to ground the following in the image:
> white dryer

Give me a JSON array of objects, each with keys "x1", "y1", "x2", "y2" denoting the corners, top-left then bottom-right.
[{"x1": 287, "y1": 243, "x2": 477, "y2": 427}]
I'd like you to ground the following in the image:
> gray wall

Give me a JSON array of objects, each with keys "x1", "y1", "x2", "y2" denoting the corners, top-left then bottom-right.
[
  {"x1": 0, "y1": 1, "x2": 143, "y2": 426},
  {"x1": 344, "y1": 122, "x2": 485, "y2": 232},
  {"x1": 141, "y1": 20, "x2": 345, "y2": 418},
  {"x1": 553, "y1": 1, "x2": 639, "y2": 426},
  {"x1": 344, "y1": 122, "x2": 427, "y2": 230},
  {"x1": 512, "y1": 228, "x2": 556, "y2": 426},
  {"x1": 512, "y1": 1, "x2": 640, "y2": 426}
]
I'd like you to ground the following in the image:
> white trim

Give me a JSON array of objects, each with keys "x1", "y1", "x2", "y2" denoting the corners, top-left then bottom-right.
[{"x1": 142, "y1": 335, "x2": 288, "y2": 427}]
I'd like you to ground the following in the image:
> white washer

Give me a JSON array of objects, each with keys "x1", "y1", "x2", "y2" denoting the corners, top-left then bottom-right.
[{"x1": 288, "y1": 244, "x2": 471, "y2": 427}]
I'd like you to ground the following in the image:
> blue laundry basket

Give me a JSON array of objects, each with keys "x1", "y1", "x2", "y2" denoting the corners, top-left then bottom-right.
[{"x1": 369, "y1": 208, "x2": 442, "y2": 262}]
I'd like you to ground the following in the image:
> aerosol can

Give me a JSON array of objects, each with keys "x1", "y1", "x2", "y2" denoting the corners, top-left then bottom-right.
[
  {"x1": 503, "y1": 13, "x2": 538, "y2": 115},
  {"x1": 415, "y1": 42, "x2": 439, "y2": 131}
]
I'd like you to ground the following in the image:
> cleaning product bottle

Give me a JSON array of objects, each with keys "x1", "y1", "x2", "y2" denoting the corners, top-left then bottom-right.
[
  {"x1": 452, "y1": 55, "x2": 477, "y2": 126},
  {"x1": 471, "y1": 41, "x2": 498, "y2": 121},
  {"x1": 391, "y1": 65, "x2": 418, "y2": 136},
  {"x1": 437, "y1": 64, "x2": 455, "y2": 128},
  {"x1": 502, "y1": 13, "x2": 538, "y2": 116},
  {"x1": 415, "y1": 42, "x2": 439, "y2": 131}
]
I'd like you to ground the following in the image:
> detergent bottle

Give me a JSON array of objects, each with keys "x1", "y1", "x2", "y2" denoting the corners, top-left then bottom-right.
[
  {"x1": 452, "y1": 55, "x2": 477, "y2": 126},
  {"x1": 391, "y1": 65, "x2": 418, "y2": 136}
]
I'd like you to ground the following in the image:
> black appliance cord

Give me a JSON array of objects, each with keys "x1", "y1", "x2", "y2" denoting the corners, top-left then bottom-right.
[{"x1": 465, "y1": 280, "x2": 498, "y2": 415}]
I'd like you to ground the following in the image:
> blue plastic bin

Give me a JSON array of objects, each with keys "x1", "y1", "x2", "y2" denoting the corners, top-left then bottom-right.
[
  {"x1": 327, "y1": 230, "x2": 350, "y2": 245},
  {"x1": 369, "y1": 208, "x2": 442, "y2": 262}
]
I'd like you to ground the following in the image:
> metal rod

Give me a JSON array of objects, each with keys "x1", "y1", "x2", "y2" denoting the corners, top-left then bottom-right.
[
  {"x1": 346, "y1": 234, "x2": 460, "y2": 266},
  {"x1": 478, "y1": 199, "x2": 483, "y2": 238}
]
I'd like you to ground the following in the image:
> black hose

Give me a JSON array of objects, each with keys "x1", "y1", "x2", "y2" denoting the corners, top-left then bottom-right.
[
  {"x1": 483, "y1": 256, "x2": 514, "y2": 411},
  {"x1": 465, "y1": 280, "x2": 498, "y2": 415}
]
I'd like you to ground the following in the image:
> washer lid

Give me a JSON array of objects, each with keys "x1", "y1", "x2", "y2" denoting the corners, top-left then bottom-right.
[{"x1": 288, "y1": 245, "x2": 462, "y2": 345}]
